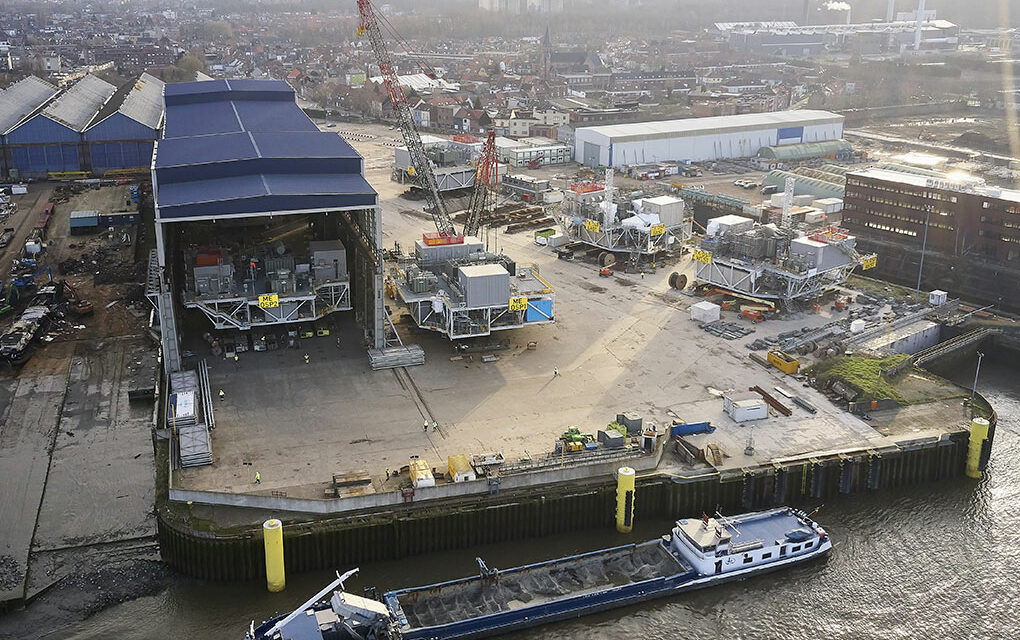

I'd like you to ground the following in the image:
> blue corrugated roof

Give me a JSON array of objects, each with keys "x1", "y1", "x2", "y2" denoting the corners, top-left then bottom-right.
[
  {"x1": 157, "y1": 174, "x2": 376, "y2": 220},
  {"x1": 154, "y1": 79, "x2": 375, "y2": 222}
]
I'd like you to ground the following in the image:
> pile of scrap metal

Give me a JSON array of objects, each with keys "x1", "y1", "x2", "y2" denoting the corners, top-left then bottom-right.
[{"x1": 0, "y1": 280, "x2": 78, "y2": 364}]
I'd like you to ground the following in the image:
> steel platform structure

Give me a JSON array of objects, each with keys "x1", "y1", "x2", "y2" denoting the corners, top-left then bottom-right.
[
  {"x1": 555, "y1": 171, "x2": 691, "y2": 263},
  {"x1": 182, "y1": 280, "x2": 352, "y2": 330},
  {"x1": 389, "y1": 259, "x2": 555, "y2": 340}
]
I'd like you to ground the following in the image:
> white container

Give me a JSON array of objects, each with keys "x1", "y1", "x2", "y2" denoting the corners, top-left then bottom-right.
[
  {"x1": 723, "y1": 391, "x2": 768, "y2": 422},
  {"x1": 850, "y1": 319, "x2": 867, "y2": 333},
  {"x1": 691, "y1": 301, "x2": 720, "y2": 323},
  {"x1": 929, "y1": 290, "x2": 948, "y2": 306},
  {"x1": 11, "y1": 184, "x2": 27, "y2": 195}
]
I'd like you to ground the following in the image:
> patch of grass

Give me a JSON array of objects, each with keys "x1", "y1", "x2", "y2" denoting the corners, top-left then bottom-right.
[
  {"x1": 847, "y1": 274, "x2": 918, "y2": 303},
  {"x1": 808, "y1": 353, "x2": 911, "y2": 402}
]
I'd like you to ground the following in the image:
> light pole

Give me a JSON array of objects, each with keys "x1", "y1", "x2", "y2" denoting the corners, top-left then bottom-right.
[
  {"x1": 243, "y1": 460, "x2": 253, "y2": 491},
  {"x1": 970, "y1": 351, "x2": 985, "y2": 403},
  {"x1": 916, "y1": 210, "x2": 931, "y2": 300}
]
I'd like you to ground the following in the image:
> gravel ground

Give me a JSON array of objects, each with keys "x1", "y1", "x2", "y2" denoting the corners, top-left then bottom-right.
[{"x1": 0, "y1": 560, "x2": 175, "y2": 639}]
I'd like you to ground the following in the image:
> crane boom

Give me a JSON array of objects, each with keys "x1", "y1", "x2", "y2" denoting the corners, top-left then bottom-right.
[
  {"x1": 356, "y1": 0, "x2": 456, "y2": 237},
  {"x1": 462, "y1": 130, "x2": 498, "y2": 238}
]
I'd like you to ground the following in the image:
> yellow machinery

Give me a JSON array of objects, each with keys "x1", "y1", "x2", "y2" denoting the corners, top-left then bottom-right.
[
  {"x1": 409, "y1": 457, "x2": 435, "y2": 488},
  {"x1": 615, "y1": 467, "x2": 636, "y2": 533},
  {"x1": 263, "y1": 519, "x2": 285, "y2": 592},
  {"x1": 767, "y1": 350, "x2": 800, "y2": 374},
  {"x1": 966, "y1": 418, "x2": 991, "y2": 479}
]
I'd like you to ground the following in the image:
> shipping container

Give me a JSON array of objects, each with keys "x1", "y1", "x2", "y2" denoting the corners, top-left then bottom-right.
[{"x1": 458, "y1": 263, "x2": 510, "y2": 308}]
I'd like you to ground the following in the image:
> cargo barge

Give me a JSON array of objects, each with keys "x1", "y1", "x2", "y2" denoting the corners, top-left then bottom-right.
[{"x1": 248, "y1": 507, "x2": 831, "y2": 640}]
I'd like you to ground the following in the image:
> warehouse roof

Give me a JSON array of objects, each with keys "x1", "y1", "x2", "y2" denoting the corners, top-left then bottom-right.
[
  {"x1": 89, "y1": 72, "x2": 166, "y2": 132},
  {"x1": 154, "y1": 79, "x2": 375, "y2": 222},
  {"x1": 42, "y1": 74, "x2": 117, "y2": 131},
  {"x1": 368, "y1": 73, "x2": 458, "y2": 93},
  {"x1": 118, "y1": 72, "x2": 165, "y2": 129},
  {"x1": 577, "y1": 110, "x2": 843, "y2": 143},
  {"x1": 757, "y1": 139, "x2": 851, "y2": 162},
  {"x1": 0, "y1": 76, "x2": 59, "y2": 134},
  {"x1": 163, "y1": 78, "x2": 317, "y2": 138}
]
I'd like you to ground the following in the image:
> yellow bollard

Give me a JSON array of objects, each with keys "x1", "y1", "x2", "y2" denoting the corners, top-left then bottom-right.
[
  {"x1": 615, "y1": 467, "x2": 636, "y2": 533},
  {"x1": 965, "y1": 418, "x2": 991, "y2": 479},
  {"x1": 264, "y1": 518, "x2": 285, "y2": 592}
]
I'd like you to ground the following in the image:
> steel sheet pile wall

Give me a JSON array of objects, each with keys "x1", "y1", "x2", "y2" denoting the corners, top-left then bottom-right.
[{"x1": 158, "y1": 429, "x2": 970, "y2": 581}]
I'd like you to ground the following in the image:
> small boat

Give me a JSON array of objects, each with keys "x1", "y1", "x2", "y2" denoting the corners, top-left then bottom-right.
[{"x1": 249, "y1": 507, "x2": 831, "y2": 640}]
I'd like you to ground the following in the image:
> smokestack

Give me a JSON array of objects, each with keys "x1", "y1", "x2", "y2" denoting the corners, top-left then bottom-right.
[
  {"x1": 886, "y1": 0, "x2": 895, "y2": 22},
  {"x1": 914, "y1": 0, "x2": 926, "y2": 50},
  {"x1": 803, "y1": 0, "x2": 810, "y2": 25},
  {"x1": 846, "y1": 6, "x2": 852, "y2": 25}
]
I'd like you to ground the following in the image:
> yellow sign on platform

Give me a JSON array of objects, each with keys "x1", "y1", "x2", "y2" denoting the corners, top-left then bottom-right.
[
  {"x1": 258, "y1": 294, "x2": 280, "y2": 309},
  {"x1": 508, "y1": 296, "x2": 528, "y2": 311},
  {"x1": 584, "y1": 219, "x2": 600, "y2": 233},
  {"x1": 650, "y1": 224, "x2": 666, "y2": 237},
  {"x1": 692, "y1": 248, "x2": 712, "y2": 264},
  {"x1": 861, "y1": 255, "x2": 878, "y2": 270}
]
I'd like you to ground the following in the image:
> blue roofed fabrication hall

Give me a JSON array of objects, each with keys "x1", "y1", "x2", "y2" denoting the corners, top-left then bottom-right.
[{"x1": 149, "y1": 79, "x2": 393, "y2": 373}]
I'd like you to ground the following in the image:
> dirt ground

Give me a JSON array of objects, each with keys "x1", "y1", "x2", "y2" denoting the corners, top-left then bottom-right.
[{"x1": 0, "y1": 183, "x2": 159, "y2": 613}]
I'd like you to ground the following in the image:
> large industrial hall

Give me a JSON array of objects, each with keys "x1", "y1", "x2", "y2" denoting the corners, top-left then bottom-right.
[
  {"x1": 574, "y1": 110, "x2": 845, "y2": 167},
  {"x1": 0, "y1": 72, "x2": 164, "y2": 178}
]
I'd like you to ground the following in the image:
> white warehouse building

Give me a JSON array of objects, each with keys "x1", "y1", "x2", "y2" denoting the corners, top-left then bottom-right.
[{"x1": 574, "y1": 110, "x2": 845, "y2": 168}]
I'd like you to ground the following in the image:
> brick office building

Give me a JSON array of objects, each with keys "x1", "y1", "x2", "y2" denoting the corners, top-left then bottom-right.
[{"x1": 842, "y1": 167, "x2": 1020, "y2": 309}]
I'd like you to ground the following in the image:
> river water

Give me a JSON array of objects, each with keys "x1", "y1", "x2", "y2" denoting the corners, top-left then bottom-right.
[{"x1": 43, "y1": 358, "x2": 1020, "y2": 639}]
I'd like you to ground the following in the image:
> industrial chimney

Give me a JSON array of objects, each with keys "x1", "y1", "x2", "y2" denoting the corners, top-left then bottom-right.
[
  {"x1": 886, "y1": 0, "x2": 895, "y2": 22},
  {"x1": 914, "y1": 0, "x2": 926, "y2": 50}
]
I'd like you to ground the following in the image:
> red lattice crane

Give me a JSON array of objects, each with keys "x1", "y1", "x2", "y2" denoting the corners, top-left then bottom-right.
[
  {"x1": 462, "y1": 130, "x2": 498, "y2": 239},
  {"x1": 357, "y1": 0, "x2": 457, "y2": 238}
]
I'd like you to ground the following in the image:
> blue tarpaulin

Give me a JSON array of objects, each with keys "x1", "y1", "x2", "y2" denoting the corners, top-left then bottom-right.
[{"x1": 671, "y1": 421, "x2": 715, "y2": 437}]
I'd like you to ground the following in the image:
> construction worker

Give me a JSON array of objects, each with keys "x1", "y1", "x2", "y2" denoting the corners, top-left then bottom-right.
[
  {"x1": 385, "y1": 468, "x2": 390, "y2": 479},
  {"x1": 336, "y1": 336, "x2": 342, "y2": 349},
  {"x1": 303, "y1": 353, "x2": 310, "y2": 364},
  {"x1": 553, "y1": 367, "x2": 559, "y2": 377},
  {"x1": 254, "y1": 471, "x2": 261, "y2": 484},
  {"x1": 432, "y1": 421, "x2": 438, "y2": 432},
  {"x1": 218, "y1": 389, "x2": 225, "y2": 401},
  {"x1": 423, "y1": 420, "x2": 428, "y2": 432}
]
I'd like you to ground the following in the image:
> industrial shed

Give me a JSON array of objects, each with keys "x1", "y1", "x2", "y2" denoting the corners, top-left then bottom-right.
[
  {"x1": 760, "y1": 169, "x2": 845, "y2": 200},
  {"x1": 0, "y1": 73, "x2": 165, "y2": 178},
  {"x1": 0, "y1": 76, "x2": 59, "y2": 178},
  {"x1": 150, "y1": 79, "x2": 385, "y2": 372},
  {"x1": 573, "y1": 110, "x2": 844, "y2": 168},
  {"x1": 85, "y1": 72, "x2": 165, "y2": 173},
  {"x1": 756, "y1": 139, "x2": 851, "y2": 163},
  {"x1": 4, "y1": 74, "x2": 117, "y2": 175}
]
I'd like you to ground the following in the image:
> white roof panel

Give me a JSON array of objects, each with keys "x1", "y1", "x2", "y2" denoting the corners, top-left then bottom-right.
[
  {"x1": 117, "y1": 72, "x2": 165, "y2": 130},
  {"x1": 43, "y1": 74, "x2": 116, "y2": 131},
  {"x1": 579, "y1": 110, "x2": 844, "y2": 143},
  {"x1": 0, "y1": 76, "x2": 59, "y2": 134}
]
